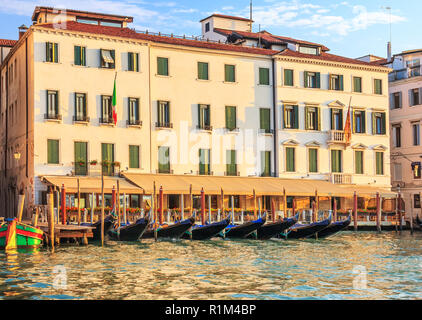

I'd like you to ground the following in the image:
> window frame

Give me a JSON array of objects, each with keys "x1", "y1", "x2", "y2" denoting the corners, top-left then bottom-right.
[
  {"x1": 47, "y1": 139, "x2": 60, "y2": 165},
  {"x1": 285, "y1": 147, "x2": 295, "y2": 173},
  {"x1": 157, "y1": 57, "x2": 169, "y2": 76},
  {"x1": 224, "y1": 64, "x2": 236, "y2": 83},
  {"x1": 129, "y1": 145, "x2": 140, "y2": 169},
  {"x1": 100, "y1": 49, "x2": 115, "y2": 69}
]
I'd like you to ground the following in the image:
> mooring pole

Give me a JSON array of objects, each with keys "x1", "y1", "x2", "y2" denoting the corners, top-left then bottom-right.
[
  {"x1": 292, "y1": 198, "x2": 296, "y2": 218},
  {"x1": 312, "y1": 200, "x2": 316, "y2": 223},
  {"x1": 61, "y1": 184, "x2": 66, "y2": 225},
  {"x1": 159, "y1": 186, "x2": 164, "y2": 225},
  {"x1": 376, "y1": 192, "x2": 381, "y2": 233},
  {"x1": 117, "y1": 180, "x2": 121, "y2": 228},
  {"x1": 398, "y1": 193, "x2": 402, "y2": 232},
  {"x1": 353, "y1": 192, "x2": 358, "y2": 231},
  {"x1": 253, "y1": 189, "x2": 257, "y2": 220},
  {"x1": 101, "y1": 173, "x2": 105, "y2": 247},
  {"x1": 77, "y1": 178, "x2": 81, "y2": 225},
  {"x1": 208, "y1": 194, "x2": 212, "y2": 223},
  {"x1": 283, "y1": 188, "x2": 287, "y2": 218},
  {"x1": 180, "y1": 194, "x2": 184, "y2": 221},
  {"x1": 410, "y1": 194, "x2": 414, "y2": 235},
  {"x1": 17, "y1": 192, "x2": 25, "y2": 222},
  {"x1": 271, "y1": 199, "x2": 276, "y2": 222},
  {"x1": 333, "y1": 198, "x2": 337, "y2": 222},
  {"x1": 201, "y1": 188, "x2": 205, "y2": 225},
  {"x1": 189, "y1": 184, "x2": 193, "y2": 219},
  {"x1": 47, "y1": 188, "x2": 55, "y2": 251}
]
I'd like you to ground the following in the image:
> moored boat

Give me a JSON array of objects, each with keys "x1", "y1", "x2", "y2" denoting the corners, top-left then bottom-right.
[
  {"x1": 250, "y1": 214, "x2": 298, "y2": 240},
  {"x1": 282, "y1": 213, "x2": 331, "y2": 239},
  {"x1": 0, "y1": 219, "x2": 44, "y2": 249},
  {"x1": 316, "y1": 215, "x2": 351, "y2": 239},
  {"x1": 142, "y1": 217, "x2": 195, "y2": 240},
  {"x1": 182, "y1": 214, "x2": 231, "y2": 240},
  {"x1": 222, "y1": 214, "x2": 266, "y2": 239},
  {"x1": 82, "y1": 214, "x2": 116, "y2": 241},
  {"x1": 108, "y1": 215, "x2": 150, "y2": 241}
]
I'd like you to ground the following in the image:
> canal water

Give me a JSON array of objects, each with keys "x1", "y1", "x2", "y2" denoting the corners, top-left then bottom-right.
[{"x1": 1, "y1": 231, "x2": 422, "y2": 300}]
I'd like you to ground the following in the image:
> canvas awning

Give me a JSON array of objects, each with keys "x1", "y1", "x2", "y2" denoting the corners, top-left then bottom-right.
[
  {"x1": 337, "y1": 185, "x2": 396, "y2": 198},
  {"x1": 101, "y1": 50, "x2": 114, "y2": 64},
  {"x1": 41, "y1": 176, "x2": 143, "y2": 194}
]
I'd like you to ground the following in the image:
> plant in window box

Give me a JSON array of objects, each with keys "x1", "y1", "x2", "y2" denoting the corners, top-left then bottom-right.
[
  {"x1": 90, "y1": 160, "x2": 98, "y2": 165},
  {"x1": 76, "y1": 159, "x2": 86, "y2": 167},
  {"x1": 101, "y1": 160, "x2": 110, "y2": 166}
]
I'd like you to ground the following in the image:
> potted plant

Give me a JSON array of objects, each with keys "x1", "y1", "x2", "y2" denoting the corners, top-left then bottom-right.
[
  {"x1": 112, "y1": 161, "x2": 121, "y2": 167},
  {"x1": 90, "y1": 160, "x2": 98, "y2": 165}
]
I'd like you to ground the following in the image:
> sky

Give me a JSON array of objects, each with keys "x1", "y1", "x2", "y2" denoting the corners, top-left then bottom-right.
[{"x1": 0, "y1": 0, "x2": 419, "y2": 59}]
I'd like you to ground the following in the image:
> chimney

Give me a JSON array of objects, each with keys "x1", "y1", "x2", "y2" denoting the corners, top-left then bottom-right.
[
  {"x1": 387, "y1": 41, "x2": 392, "y2": 62},
  {"x1": 19, "y1": 24, "x2": 28, "y2": 39}
]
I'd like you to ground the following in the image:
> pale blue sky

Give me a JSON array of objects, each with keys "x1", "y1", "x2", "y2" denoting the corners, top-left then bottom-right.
[{"x1": 0, "y1": 0, "x2": 418, "y2": 59}]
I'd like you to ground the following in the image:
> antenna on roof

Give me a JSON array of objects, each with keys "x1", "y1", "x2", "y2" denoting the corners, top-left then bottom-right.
[{"x1": 250, "y1": 0, "x2": 253, "y2": 32}]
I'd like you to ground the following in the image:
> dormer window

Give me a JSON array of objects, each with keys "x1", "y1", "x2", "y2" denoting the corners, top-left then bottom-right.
[
  {"x1": 205, "y1": 22, "x2": 210, "y2": 33},
  {"x1": 299, "y1": 46, "x2": 318, "y2": 55}
]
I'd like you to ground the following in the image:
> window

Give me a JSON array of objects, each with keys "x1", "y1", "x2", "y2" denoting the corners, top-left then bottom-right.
[
  {"x1": 355, "y1": 150, "x2": 364, "y2": 174},
  {"x1": 284, "y1": 105, "x2": 298, "y2": 129},
  {"x1": 74, "y1": 93, "x2": 87, "y2": 122},
  {"x1": 329, "y1": 74, "x2": 344, "y2": 91},
  {"x1": 101, "y1": 95, "x2": 113, "y2": 124},
  {"x1": 299, "y1": 46, "x2": 318, "y2": 55},
  {"x1": 304, "y1": 71, "x2": 320, "y2": 88},
  {"x1": 205, "y1": 22, "x2": 210, "y2": 32},
  {"x1": 375, "y1": 152, "x2": 384, "y2": 175},
  {"x1": 226, "y1": 150, "x2": 237, "y2": 176},
  {"x1": 74, "y1": 46, "x2": 86, "y2": 66},
  {"x1": 391, "y1": 92, "x2": 402, "y2": 109},
  {"x1": 284, "y1": 69, "x2": 294, "y2": 86},
  {"x1": 101, "y1": 143, "x2": 115, "y2": 176},
  {"x1": 225, "y1": 64, "x2": 235, "y2": 82},
  {"x1": 198, "y1": 104, "x2": 211, "y2": 130},
  {"x1": 198, "y1": 62, "x2": 209, "y2": 80},
  {"x1": 353, "y1": 77, "x2": 362, "y2": 93},
  {"x1": 259, "y1": 68, "x2": 270, "y2": 85},
  {"x1": 286, "y1": 148, "x2": 295, "y2": 172},
  {"x1": 74, "y1": 142, "x2": 88, "y2": 175},
  {"x1": 100, "y1": 49, "x2": 115, "y2": 69},
  {"x1": 100, "y1": 21, "x2": 122, "y2": 28},
  {"x1": 77, "y1": 18, "x2": 98, "y2": 25},
  {"x1": 261, "y1": 151, "x2": 272, "y2": 176},
  {"x1": 157, "y1": 57, "x2": 169, "y2": 76},
  {"x1": 394, "y1": 163, "x2": 402, "y2": 181},
  {"x1": 259, "y1": 108, "x2": 271, "y2": 133},
  {"x1": 199, "y1": 149, "x2": 211, "y2": 175},
  {"x1": 47, "y1": 139, "x2": 59, "y2": 164},
  {"x1": 157, "y1": 101, "x2": 171, "y2": 128},
  {"x1": 158, "y1": 146, "x2": 170, "y2": 173},
  {"x1": 409, "y1": 88, "x2": 421, "y2": 106},
  {"x1": 414, "y1": 194, "x2": 421, "y2": 209},
  {"x1": 353, "y1": 110, "x2": 366, "y2": 134},
  {"x1": 46, "y1": 42, "x2": 58, "y2": 63},
  {"x1": 129, "y1": 145, "x2": 140, "y2": 169},
  {"x1": 413, "y1": 123, "x2": 420, "y2": 146},
  {"x1": 374, "y1": 79, "x2": 382, "y2": 95},
  {"x1": 308, "y1": 148, "x2": 318, "y2": 173},
  {"x1": 228, "y1": 195, "x2": 241, "y2": 209},
  {"x1": 46, "y1": 90, "x2": 59, "y2": 119},
  {"x1": 412, "y1": 162, "x2": 421, "y2": 179},
  {"x1": 128, "y1": 98, "x2": 140, "y2": 125},
  {"x1": 331, "y1": 150, "x2": 342, "y2": 173},
  {"x1": 393, "y1": 125, "x2": 401, "y2": 148},
  {"x1": 128, "y1": 52, "x2": 139, "y2": 72},
  {"x1": 305, "y1": 106, "x2": 320, "y2": 131},
  {"x1": 372, "y1": 112, "x2": 386, "y2": 135},
  {"x1": 225, "y1": 106, "x2": 237, "y2": 131},
  {"x1": 331, "y1": 108, "x2": 343, "y2": 131}
]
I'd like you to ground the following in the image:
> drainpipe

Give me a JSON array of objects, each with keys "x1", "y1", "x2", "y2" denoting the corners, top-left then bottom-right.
[{"x1": 272, "y1": 57, "x2": 279, "y2": 177}]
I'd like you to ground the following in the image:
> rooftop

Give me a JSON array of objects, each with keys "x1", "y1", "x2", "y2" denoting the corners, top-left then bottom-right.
[
  {"x1": 200, "y1": 14, "x2": 253, "y2": 23},
  {"x1": 0, "y1": 39, "x2": 17, "y2": 47}
]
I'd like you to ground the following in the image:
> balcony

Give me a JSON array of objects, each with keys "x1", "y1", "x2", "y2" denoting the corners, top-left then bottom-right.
[
  {"x1": 44, "y1": 113, "x2": 62, "y2": 122},
  {"x1": 327, "y1": 130, "x2": 347, "y2": 145},
  {"x1": 389, "y1": 65, "x2": 421, "y2": 82},
  {"x1": 330, "y1": 173, "x2": 352, "y2": 184},
  {"x1": 127, "y1": 119, "x2": 143, "y2": 128},
  {"x1": 73, "y1": 115, "x2": 90, "y2": 124},
  {"x1": 156, "y1": 122, "x2": 173, "y2": 129}
]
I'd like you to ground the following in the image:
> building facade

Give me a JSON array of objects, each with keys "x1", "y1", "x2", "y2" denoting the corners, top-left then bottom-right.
[{"x1": 0, "y1": 7, "x2": 392, "y2": 219}]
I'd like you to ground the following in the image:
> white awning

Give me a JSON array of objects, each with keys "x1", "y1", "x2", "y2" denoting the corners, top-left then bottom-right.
[{"x1": 101, "y1": 50, "x2": 114, "y2": 64}]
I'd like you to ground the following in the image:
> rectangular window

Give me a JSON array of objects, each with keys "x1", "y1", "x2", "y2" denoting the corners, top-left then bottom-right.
[
  {"x1": 198, "y1": 104, "x2": 211, "y2": 130},
  {"x1": 376, "y1": 152, "x2": 384, "y2": 175},
  {"x1": 129, "y1": 145, "x2": 140, "y2": 169},
  {"x1": 259, "y1": 68, "x2": 270, "y2": 85},
  {"x1": 413, "y1": 124, "x2": 420, "y2": 146},
  {"x1": 157, "y1": 101, "x2": 170, "y2": 127},
  {"x1": 299, "y1": 46, "x2": 318, "y2": 55},
  {"x1": 101, "y1": 95, "x2": 112, "y2": 123},
  {"x1": 128, "y1": 98, "x2": 140, "y2": 125},
  {"x1": 393, "y1": 126, "x2": 401, "y2": 148},
  {"x1": 100, "y1": 49, "x2": 115, "y2": 69},
  {"x1": 353, "y1": 77, "x2": 362, "y2": 93},
  {"x1": 304, "y1": 71, "x2": 320, "y2": 88},
  {"x1": 199, "y1": 149, "x2": 211, "y2": 175},
  {"x1": 46, "y1": 42, "x2": 58, "y2": 63},
  {"x1": 372, "y1": 112, "x2": 386, "y2": 135},
  {"x1": 74, "y1": 142, "x2": 88, "y2": 176},
  {"x1": 305, "y1": 106, "x2": 320, "y2": 131},
  {"x1": 374, "y1": 79, "x2": 382, "y2": 95},
  {"x1": 329, "y1": 74, "x2": 344, "y2": 91},
  {"x1": 331, "y1": 150, "x2": 342, "y2": 173},
  {"x1": 47, "y1": 139, "x2": 59, "y2": 164},
  {"x1": 284, "y1": 105, "x2": 298, "y2": 129},
  {"x1": 128, "y1": 52, "x2": 139, "y2": 72},
  {"x1": 331, "y1": 108, "x2": 343, "y2": 130},
  {"x1": 225, "y1": 64, "x2": 235, "y2": 82},
  {"x1": 225, "y1": 106, "x2": 237, "y2": 131},
  {"x1": 74, "y1": 46, "x2": 86, "y2": 66},
  {"x1": 308, "y1": 148, "x2": 318, "y2": 173},
  {"x1": 355, "y1": 150, "x2": 364, "y2": 174},
  {"x1": 47, "y1": 90, "x2": 59, "y2": 119},
  {"x1": 158, "y1": 146, "x2": 170, "y2": 173},
  {"x1": 391, "y1": 92, "x2": 402, "y2": 109},
  {"x1": 259, "y1": 108, "x2": 271, "y2": 133},
  {"x1": 413, "y1": 162, "x2": 422, "y2": 179},
  {"x1": 409, "y1": 88, "x2": 421, "y2": 107},
  {"x1": 394, "y1": 163, "x2": 402, "y2": 181},
  {"x1": 286, "y1": 148, "x2": 295, "y2": 172},
  {"x1": 226, "y1": 150, "x2": 237, "y2": 176},
  {"x1": 353, "y1": 110, "x2": 366, "y2": 134},
  {"x1": 101, "y1": 143, "x2": 115, "y2": 176},
  {"x1": 261, "y1": 151, "x2": 272, "y2": 176},
  {"x1": 414, "y1": 194, "x2": 421, "y2": 209},
  {"x1": 198, "y1": 62, "x2": 209, "y2": 80},
  {"x1": 74, "y1": 93, "x2": 87, "y2": 122},
  {"x1": 205, "y1": 22, "x2": 210, "y2": 33},
  {"x1": 157, "y1": 57, "x2": 169, "y2": 76},
  {"x1": 284, "y1": 69, "x2": 294, "y2": 86}
]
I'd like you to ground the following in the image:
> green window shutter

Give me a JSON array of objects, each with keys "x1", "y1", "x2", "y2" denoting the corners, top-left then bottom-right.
[
  {"x1": 331, "y1": 150, "x2": 341, "y2": 173},
  {"x1": 355, "y1": 151, "x2": 363, "y2": 174},
  {"x1": 376, "y1": 152, "x2": 384, "y2": 175},
  {"x1": 381, "y1": 113, "x2": 386, "y2": 134},
  {"x1": 81, "y1": 47, "x2": 86, "y2": 66},
  {"x1": 316, "y1": 72, "x2": 321, "y2": 88},
  {"x1": 129, "y1": 145, "x2": 140, "y2": 169},
  {"x1": 55, "y1": 91, "x2": 59, "y2": 115},
  {"x1": 128, "y1": 52, "x2": 133, "y2": 71},
  {"x1": 317, "y1": 107, "x2": 321, "y2": 130},
  {"x1": 260, "y1": 108, "x2": 270, "y2": 132},
  {"x1": 226, "y1": 106, "x2": 236, "y2": 130},
  {"x1": 293, "y1": 105, "x2": 298, "y2": 129},
  {"x1": 158, "y1": 57, "x2": 168, "y2": 76},
  {"x1": 74, "y1": 46, "x2": 81, "y2": 65},
  {"x1": 330, "y1": 108, "x2": 334, "y2": 130},
  {"x1": 286, "y1": 148, "x2": 295, "y2": 172},
  {"x1": 158, "y1": 146, "x2": 170, "y2": 173},
  {"x1": 101, "y1": 143, "x2": 114, "y2": 176},
  {"x1": 309, "y1": 149, "x2": 318, "y2": 173},
  {"x1": 47, "y1": 139, "x2": 59, "y2": 164},
  {"x1": 74, "y1": 142, "x2": 88, "y2": 175},
  {"x1": 226, "y1": 150, "x2": 236, "y2": 175},
  {"x1": 259, "y1": 68, "x2": 270, "y2": 85},
  {"x1": 225, "y1": 65, "x2": 235, "y2": 82},
  {"x1": 304, "y1": 71, "x2": 309, "y2": 88},
  {"x1": 198, "y1": 62, "x2": 208, "y2": 80},
  {"x1": 54, "y1": 43, "x2": 58, "y2": 63},
  {"x1": 339, "y1": 75, "x2": 344, "y2": 91},
  {"x1": 262, "y1": 151, "x2": 271, "y2": 176},
  {"x1": 305, "y1": 107, "x2": 309, "y2": 130},
  {"x1": 372, "y1": 113, "x2": 376, "y2": 135},
  {"x1": 46, "y1": 42, "x2": 50, "y2": 62},
  {"x1": 339, "y1": 110, "x2": 343, "y2": 130},
  {"x1": 361, "y1": 111, "x2": 366, "y2": 133},
  {"x1": 284, "y1": 69, "x2": 293, "y2": 86}
]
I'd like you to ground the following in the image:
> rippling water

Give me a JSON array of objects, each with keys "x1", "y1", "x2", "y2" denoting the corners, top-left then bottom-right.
[{"x1": 1, "y1": 231, "x2": 422, "y2": 300}]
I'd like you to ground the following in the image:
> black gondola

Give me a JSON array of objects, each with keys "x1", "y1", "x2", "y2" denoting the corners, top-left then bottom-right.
[
  {"x1": 108, "y1": 216, "x2": 150, "y2": 241},
  {"x1": 282, "y1": 213, "x2": 331, "y2": 239},
  {"x1": 142, "y1": 217, "x2": 195, "y2": 240},
  {"x1": 316, "y1": 215, "x2": 351, "y2": 239},
  {"x1": 416, "y1": 215, "x2": 422, "y2": 227},
  {"x1": 182, "y1": 214, "x2": 231, "y2": 240},
  {"x1": 82, "y1": 214, "x2": 116, "y2": 241},
  {"x1": 250, "y1": 214, "x2": 298, "y2": 240},
  {"x1": 222, "y1": 214, "x2": 266, "y2": 239}
]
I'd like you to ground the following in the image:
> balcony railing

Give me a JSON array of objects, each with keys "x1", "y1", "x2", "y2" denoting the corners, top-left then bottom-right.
[
  {"x1": 127, "y1": 119, "x2": 143, "y2": 127},
  {"x1": 389, "y1": 65, "x2": 422, "y2": 82},
  {"x1": 73, "y1": 115, "x2": 90, "y2": 123},
  {"x1": 331, "y1": 173, "x2": 352, "y2": 184},
  {"x1": 156, "y1": 122, "x2": 173, "y2": 129},
  {"x1": 328, "y1": 130, "x2": 346, "y2": 144},
  {"x1": 44, "y1": 113, "x2": 62, "y2": 121}
]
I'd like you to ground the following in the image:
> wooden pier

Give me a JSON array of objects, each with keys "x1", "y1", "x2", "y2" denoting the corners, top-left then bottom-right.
[{"x1": 37, "y1": 223, "x2": 94, "y2": 245}]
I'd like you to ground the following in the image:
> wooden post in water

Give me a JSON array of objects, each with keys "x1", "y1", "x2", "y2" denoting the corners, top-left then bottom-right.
[
  {"x1": 61, "y1": 184, "x2": 66, "y2": 225},
  {"x1": 111, "y1": 185, "x2": 116, "y2": 213},
  {"x1": 33, "y1": 207, "x2": 39, "y2": 227},
  {"x1": 258, "y1": 197, "x2": 262, "y2": 218},
  {"x1": 312, "y1": 201, "x2": 316, "y2": 223},
  {"x1": 101, "y1": 173, "x2": 105, "y2": 247},
  {"x1": 117, "y1": 180, "x2": 121, "y2": 228},
  {"x1": 91, "y1": 193, "x2": 95, "y2": 224},
  {"x1": 253, "y1": 189, "x2": 257, "y2": 220},
  {"x1": 231, "y1": 195, "x2": 234, "y2": 224},
  {"x1": 77, "y1": 178, "x2": 81, "y2": 225},
  {"x1": 271, "y1": 199, "x2": 276, "y2": 222},
  {"x1": 410, "y1": 194, "x2": 414, "y2": 235},
  {"x1": 398, "y1": 193, "x2": 403, "y2": 231},
  {"x1": 123, "y1": 193, "x2": 127, "y2": 225},
  {"x1": 353, "y1": 192, "x2": 358, "y2": 231},
  {"x1": 17, "y1": 192, "x2": 25, "y2": 222},
  {"x1": 189, "y1": 184, "x2": 193, "y2": 218},
  {"x1": 333, "y1": 198, "x2": 337, "y2": 222},
  {"x1": 201, "y1": 188, "x2": 205, "y2": 225},
  {"x1": 153, "y1": 181, "x2": 156, "y2": 223},
  {"x1": 283, "y1": 188, "x2": 287, "y2": 218},
  {"x1": 180, "y1": 194, "x2": 184, "y2": 220},
  {"x1": 208, "y1": 194, "x2": 212, "y2": 223},
  {"x1": 159, "y1": 186, "x2": 164, "y2": 225},
  {"x1": 47, "y1": 188, "x2": 55, "y2": 250},
  {"x1": 315, "y1": 189, "x2": 319, "y2": 219},
  {"x1": 376, "y1": 192, "x2": 381, "y2": 233},
  {"x1": 220, "y1": 188, "x2": 224, "y2": 218},
  {"x1": 292, "y1": 198, "x2": 296, "y2": 218}
]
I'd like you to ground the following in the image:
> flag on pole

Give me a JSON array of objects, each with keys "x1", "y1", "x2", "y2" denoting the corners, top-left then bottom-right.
[
  {"x1": 112, "y1": 73, "x2": 117, "y2": 126},
  {"x1": 344, "y1": 97, "x2": 352, "y2": 145}
]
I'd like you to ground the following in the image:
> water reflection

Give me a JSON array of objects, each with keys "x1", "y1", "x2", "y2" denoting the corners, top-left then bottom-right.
[{"x1": 0, "y1": 231, "x2": 422, "y2": 300}]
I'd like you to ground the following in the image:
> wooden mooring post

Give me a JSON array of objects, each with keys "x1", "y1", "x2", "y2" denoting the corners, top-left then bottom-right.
[
  {"x1": 410, "y1": 194, "x2": 414, "y2": 235},
  {"x1": 47, "y1": 188, "x2": 55, "y2": 250},
  {"x1": 17, "y1": 192, "x2": 25, "y2": 222},
  {"x1": 353, "y1": 192, "x2": 358, "y2": 231},
  {"x1": 376, "y1": 192, "x2": 381, "y2": 233},
  {"x1": 101, "y1": 174, "x2": 105, "y2": 247}
]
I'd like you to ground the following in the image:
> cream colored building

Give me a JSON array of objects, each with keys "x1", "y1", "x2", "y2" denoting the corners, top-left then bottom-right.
[{"x1": 0, "y1": 7, "x2": 393, "y2": 219}]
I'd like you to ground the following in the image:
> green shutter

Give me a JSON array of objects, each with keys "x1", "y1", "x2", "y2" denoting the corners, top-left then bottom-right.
[
  {"x1": 54, "y1": 43, "x2": 58, "y2": 63},
  {"x1": 226, "y1": 150, "x2": 236, "y2": 176},
  {"x1": 259, "y1": 68, "x2": 269, "y2": 85},
  {"x1": 305, "y1": 107, "x2": 309, "y2": 130},
  {"x1": 286, "y1": 148, "x2": 295, "y2": 172},
  {"x1": 330, "y1": 108, "x2": 334, "y2": 130},
  {"x1": 225, "y1": 65, "x2": 235, "y2": 82},
  {"x1": 158, "y1": 57, "x2": 168, "y2": 76},
  {"x1": 316, "y1": 72, "x2": 321, "y2": 88},
  {"x1": 46, "y1": 42, "x2": 50, "y2": 62},
  {"x1": 74, "y1": 46, "x2": 81, "y2": 65},
  {"x1": 381, "y1": 113, "x2": 386, "y2": 134},
  {"x1": 198, "y1": 62, "x2": 208, "y2": 80},
  {"x1": 339, "y1": 75, "x2": 344, "y2": 91},
  {"x1": 226, "y1": 106, "x2": 236, "y2": 130},
  {"x1": 129, "y1": 145, "x2": 140, "y2": 169},
  {"x1": 317, "y1": 107, "x2": 321, "y2": 130},
  {"x1": 331, "y1": 150, "x2": 342, "y2": 173},
  {"x1": 158, "y1": 146, "x2": 170, "y2": 173},
  {"x1": 361, "y1": 111, "x2": 366, "y2": 133},
  {"x1": 284, "y1": 69, "x2": 293, "y2": 86},
  {"x1": 304, "y1": 71, "x2": 309, "y2": 88},
  {"x1": 355, "y1": 151, "x2": 363, "y2": 174},
  {"x1": 309, "y1": 149, "x2": 318, "y2": 173},
  {"x1": 128, "y1": 52, "x2": 133, "y2": 71},
  {"x1": 75, "y1": 142, "x2": 87, "y2": 175},
  {"x1": 376, "y1": 152, "x2": 384, "y2": 175},
  {"x1": 262, "y1": 151, "x2": 271, "y2": 176},
  {"x1": 47, "y1": 140, "x2": 59, "y2": 164},
  {"x1": 293, "y1": 105, "x2": 298, "y2": 129},
  {"x1": 81, "y1": 47, "x2": 86, "y2": 66},
  {"x1": 101, "y1": 143, "x2": 114, "y2": 176},
  {"x1": 260, "y1": 108, "x2": 270, "y2": 132}
]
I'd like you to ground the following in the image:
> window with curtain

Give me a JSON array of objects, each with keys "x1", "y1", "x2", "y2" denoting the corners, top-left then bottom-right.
[
  {"x1": 286, "y1": 147, "x2": 295, "y2": 172},
  {"x1": 304, "y1": 71, "x2": 320, "y2": 88},
  {"x1": 101, "y1": 143, "x2": 115, "y2": 176},
  {"x1": 226, "y1": 150, "x2": 237, "y2": 176},
  {"x1": 47, "y1": 139, "x2": 59, "y2": 164},
  {"x1": 225, "y1": 64, "x2": 235, "y2": 82},
  {"x1": 158, "y1": 146, "x2": 170, "y2": 173},
  {"x1": 284, "y1": 69, "x2": 293, "y2": 86},
  {"x1": 329, "y1": 74, "x2": 344, "y2": 91},
  {"x1": 305, "y1": 106, "x2": 320, "y2": 130},
  {"x1": 157, "y1": 101, "x2": 170, "y2": 127},
  {"x1": 261, "y1": 151, "x2": 272, "y2": 176},
  {"x1": 100, "y1": 49, "x2": 115, "y2": 69},
  {"x1": 331, "y1": 108, "x2": 343, "y2": 130},
  {"x1": 101, "y1": 95, "x2": 112, "y2": 123},
  {"x1": 260, "y1": 108, "x2": 271, "y2": 133},
  {"x1": 128, "y1": 52, "x2": 139, "y2": 72},
  {"x1": 74, "y1": 46, "x2": 86, "y2": 66},
  {"x1": 376, "y1": 152, "x2": 384, "y2": 175},
  {"x1": 47, "y1": 90, "x2": 59, "y2": 118},
  {"x1": 331, "y1": 150, "x2": 342, "y2": 173},
  {"x1": 46, "y1": 42, "x2": 58, "y2": 63},
  {"x1": 308, "y1": 148, "x2": 318, "y2": 173},
  {"x1": 198, "y1": 62, "x2": 209, "y2": 80},
  {"x1": 157, "y1": 57, "x2": 169, "y2": 76},
  {"x1": 129, "y1": 145, "x2": 140, "y2": 169},
  {"x1": 259, "y1": 68, "x2": 270, "y2": 85},
  {"x1": 128, "y1": 98, "x2": 140, "y2": 125},
  {"x1": 75, "y1": 93, "x2": 87, "y2": 121},
  {"x1": 353, "y1": 110, "x2": 366, "y2": 133},
  {"x1": 199, "y1": 149, "x2": 211, "y2": 175},
  {"x1": 198, "y1": 104, "x2": 211, "y2": 130},
  {"x1": 373, "y1": 112, "x2": 386, "y2": 135},
  {"x1": 284, "y1": 105, "x2": 298, "y2": 129},
  {"x1": 74, "y1": 141, "x2": 88, "y2": 175},
  {"x1": 225, "y1": 106, "x2": 237, "y2": 131},
  {"x1": 355, "y1": 150, "x2": 364, "y2": 174}
]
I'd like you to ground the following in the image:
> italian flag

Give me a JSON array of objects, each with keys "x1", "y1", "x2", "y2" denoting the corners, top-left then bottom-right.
[{"x1": 112, "y1": 73, "x2": 117, "y2": 126}]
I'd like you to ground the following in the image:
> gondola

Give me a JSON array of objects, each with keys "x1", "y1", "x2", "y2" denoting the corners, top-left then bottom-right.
[
  {"x1": 82, "y1": 214, "x2": 116, "y2": 241},
  {"x1": 249, "y1": 214, "x2": 298, "y2": 240},
  {"x1": 281, "y1": 213, "x2": 331, "y2": 240},
  {"x1": 182, "y1": 214, "x2": 231, "y2": 240},
  {"x1": 108, "y1": 215, "x2": 150, "y2": 241},
  {"x1": 416, "y1": 215, "x2": 422, "y2": 228},
  {"x1": 222, "y1": 214, "x2": 266, "y2": 239},
  {"x1": 142, "y1": 216, "x2": 195, "y2": 240},
  {"x1": 316, "y1": 215, "x2": 351, "y2": 239}
]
